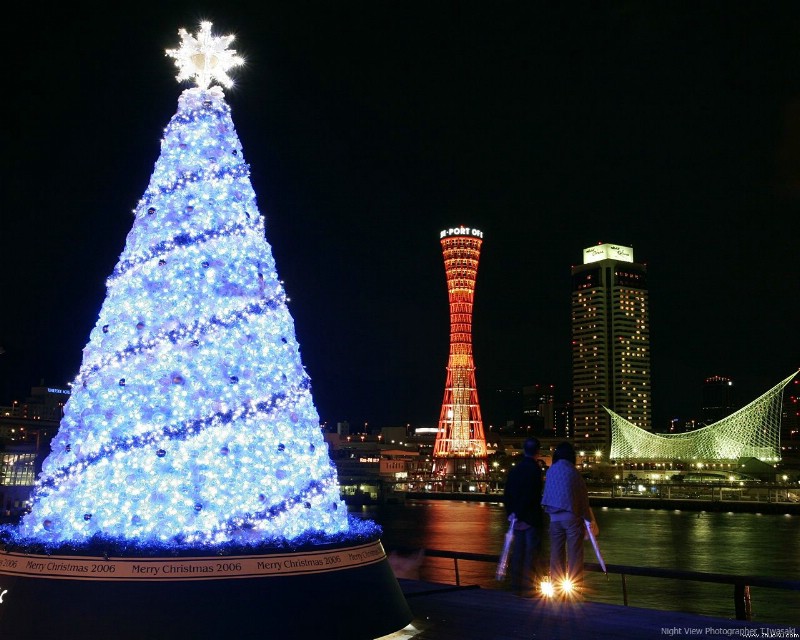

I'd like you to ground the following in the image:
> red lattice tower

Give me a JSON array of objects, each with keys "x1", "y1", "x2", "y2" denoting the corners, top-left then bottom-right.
[{"x1": 432, "y1": 226, "x2": 488, "y2": 478}]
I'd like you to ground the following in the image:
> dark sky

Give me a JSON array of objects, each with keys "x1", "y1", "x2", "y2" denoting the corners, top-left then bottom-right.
[{"x1": 2, "y1": 2, "x2": 799, "y2": 429}]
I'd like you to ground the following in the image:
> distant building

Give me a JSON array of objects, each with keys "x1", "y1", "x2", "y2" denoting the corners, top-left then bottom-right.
[
  {"x1": 783, "y1": 377, "x2": 800, "y2": 461},
  {"x1": 380, "y1": 425, "x2": 410, "y2": 446},
  {"x1": 701, "y1": 375, "x2": 736, "y2": 424},
  {"x1": 521, "y1": 383, "x2": 556, "y2": 436},
  {"x1": 571, "y1": 243, "x2": 651, "y2": 454},
  {"x1": 1, "y1": 386, "x2": 69, "y2": 422},
  {"x1": 483, "y1": 385, "x2": 522, "y2": 427},
  {"x1": 335, "y1": 421, "x2": 351, "y2": 436},
  {"x1": 553, "y1": 400, "x2": 573, "y2": 439},
  {"x1": 323, "y1": 431, "x2": 421, "y2": 504},
  {"x1": 663, "y1": 417, "x2": 703, "y2": 434},
  {"x1": 0, "y1": 386, "x2": 67, "y2": 517}
]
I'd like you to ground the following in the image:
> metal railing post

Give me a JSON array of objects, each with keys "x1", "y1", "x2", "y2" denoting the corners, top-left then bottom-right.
[
  {"x1": 621, "y1": 573, "x2": 628, "y2": 606},
  {"x1": 734, "y1": 583, "x2": 752, "y2": 621}
]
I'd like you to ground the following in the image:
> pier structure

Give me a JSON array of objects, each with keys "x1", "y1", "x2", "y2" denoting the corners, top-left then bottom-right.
[{"x1": 432, "y1": 226, "x2": 488, "y2": 478}]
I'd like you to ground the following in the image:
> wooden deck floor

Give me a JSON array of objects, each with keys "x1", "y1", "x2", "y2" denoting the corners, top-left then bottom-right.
[{"x1": 386, "y1": 580, "x2": 798, "y2": 640}]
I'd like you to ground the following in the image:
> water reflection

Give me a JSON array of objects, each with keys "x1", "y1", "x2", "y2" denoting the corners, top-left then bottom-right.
[{"x1": 353, "y1": 500, "x2": 800, "y2": 624}]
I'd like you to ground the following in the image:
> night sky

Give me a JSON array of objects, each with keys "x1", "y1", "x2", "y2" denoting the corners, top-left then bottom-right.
[{"x1": 2, "y1": 3, "x2": 798, "y2": 430}]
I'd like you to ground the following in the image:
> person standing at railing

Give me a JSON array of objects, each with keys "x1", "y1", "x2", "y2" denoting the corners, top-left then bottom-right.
[
  {"x1": 541, "y1": 441, "x2": 599, "y2": 591},
  {"x1": 502, "y1": 437, "x2": 544, "y2": 597}
]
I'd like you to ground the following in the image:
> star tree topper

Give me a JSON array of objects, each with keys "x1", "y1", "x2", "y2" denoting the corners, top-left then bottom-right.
[{"x1": 166, "y1": 21, "x2": 244, "y2": 90}]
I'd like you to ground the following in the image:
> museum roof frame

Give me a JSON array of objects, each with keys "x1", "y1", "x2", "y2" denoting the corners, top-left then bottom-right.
[{"x1": 609, "y1": 370, "x2": 798, "y2": 463}]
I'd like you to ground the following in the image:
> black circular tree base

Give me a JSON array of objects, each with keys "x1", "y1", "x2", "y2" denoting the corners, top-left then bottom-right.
[{"x1": 0, "y1": 539, "x2": 412, "y2": 640}]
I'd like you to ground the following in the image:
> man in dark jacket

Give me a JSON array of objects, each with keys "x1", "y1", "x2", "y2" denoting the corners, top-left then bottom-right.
[{"x1": 503, "y1": 437, "x2": 544, "y2": 596}]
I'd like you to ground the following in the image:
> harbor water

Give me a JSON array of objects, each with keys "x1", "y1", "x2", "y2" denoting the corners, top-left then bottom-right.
[{"x1": 352, "y1": 499, "x2": 800, "y2": 625}]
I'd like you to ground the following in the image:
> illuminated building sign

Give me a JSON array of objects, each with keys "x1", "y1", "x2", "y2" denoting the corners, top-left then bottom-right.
[
  {"x1": 583, "y1": 243, "x2": 634, "y2": 264},
  {"x1": 440, "y1": 226, "x2": 483, "y2": 239},
  {"x1": 46, "y1": 388, "x2": 71, "y2": 395}
]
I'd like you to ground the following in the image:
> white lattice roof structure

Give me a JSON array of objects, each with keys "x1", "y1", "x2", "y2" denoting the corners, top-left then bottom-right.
[{"x1": 609, "y1": 371, "x2": 798, "y2": 462}]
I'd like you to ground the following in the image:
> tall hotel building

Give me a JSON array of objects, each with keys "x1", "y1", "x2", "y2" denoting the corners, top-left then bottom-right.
[{"x1": 571, "y1": 243, "x2": 651, "y2": 454}]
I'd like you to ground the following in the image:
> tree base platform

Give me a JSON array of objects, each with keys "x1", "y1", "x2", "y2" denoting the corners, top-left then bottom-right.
[{"x1": 0, "y1": 538, "x2": 411, "y2": 639}]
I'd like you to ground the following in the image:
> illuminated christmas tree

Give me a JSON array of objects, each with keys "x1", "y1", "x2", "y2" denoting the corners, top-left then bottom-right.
[
  {"x1": 15, "y1": 22, "x2": 356, "y2": 549},
  {"x1": 1, "y1": 24, "x2": 411, "y2": 640}
]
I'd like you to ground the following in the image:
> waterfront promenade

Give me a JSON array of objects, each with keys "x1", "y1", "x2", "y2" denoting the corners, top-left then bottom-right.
[
  {"x1": 389, "y1": 579, "x2": 799, "y2": 640},
  {"x1": 369, "y1": 499, "x2": 800, "y2": 626}
]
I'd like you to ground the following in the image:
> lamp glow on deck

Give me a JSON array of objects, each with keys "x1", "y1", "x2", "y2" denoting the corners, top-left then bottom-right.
[
  {"x1": 540, "y1": 577, "x2": 581, "y2": 600},
  {"x1": 560, "y1": 578, "x2": 577, "y2": 595}
]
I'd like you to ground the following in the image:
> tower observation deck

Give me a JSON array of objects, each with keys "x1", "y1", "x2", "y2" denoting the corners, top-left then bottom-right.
[{"x1": 432, "y1": 226, "x2": 488, "y2": 478}]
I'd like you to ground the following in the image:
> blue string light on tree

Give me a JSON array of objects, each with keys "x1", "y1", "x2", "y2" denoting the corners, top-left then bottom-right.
[{"x1": 11, "y1": 21, "x2": 372, "y2": 552}]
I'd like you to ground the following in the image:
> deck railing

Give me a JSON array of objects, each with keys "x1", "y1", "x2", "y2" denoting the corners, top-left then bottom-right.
[{"x1": 419, "y1": 548, "x2": 800, "y2": 621}]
